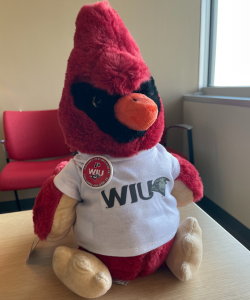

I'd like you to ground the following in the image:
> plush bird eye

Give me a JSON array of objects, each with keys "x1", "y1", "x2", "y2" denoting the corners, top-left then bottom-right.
[{"x1": 92, "y1": 96, "x2": 102, "y2": 108}]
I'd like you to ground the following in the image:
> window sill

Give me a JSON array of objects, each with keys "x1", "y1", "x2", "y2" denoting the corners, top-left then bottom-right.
[
  {"x1": 202, "y1": 87, "x2": 250, "y2": 98},
  {"x1": 184, "y1": 94, "x2": 250, "y2": 108}
]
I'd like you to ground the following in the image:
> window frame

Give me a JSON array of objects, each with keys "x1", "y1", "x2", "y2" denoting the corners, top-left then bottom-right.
[{"x1": 199, "y1": 0, "x2": 250, "y2": 98}]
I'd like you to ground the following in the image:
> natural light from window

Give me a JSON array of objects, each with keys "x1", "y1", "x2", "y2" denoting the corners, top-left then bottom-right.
[{"x1": 214, "y1": 0, "x2": 250, "y2": 87}]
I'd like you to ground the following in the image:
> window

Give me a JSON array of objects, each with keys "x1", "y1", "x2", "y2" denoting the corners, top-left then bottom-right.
[{"x1": 199, "y1": 0, "x2": 250, "y2": 97}]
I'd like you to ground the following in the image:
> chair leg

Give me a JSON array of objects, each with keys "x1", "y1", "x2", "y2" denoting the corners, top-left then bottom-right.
[
  {"x1": 187, "y1": 130, "x2": 194, "y2": 165},
  {"x1": 14, "y1": 191, "x2": 21, "y2": 211}
]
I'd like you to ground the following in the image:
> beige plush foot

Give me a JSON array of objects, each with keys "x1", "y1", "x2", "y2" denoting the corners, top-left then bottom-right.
[
  {"x1": 166, "y1": 217, "x2": 202, "y2": 281},
  {"x1": 52, "y1": 246, "x2": 112, "y2": 298}
]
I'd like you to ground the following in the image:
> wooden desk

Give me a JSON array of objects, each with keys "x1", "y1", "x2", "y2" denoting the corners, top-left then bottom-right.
[{"x1": 0, "y1": 204, "x2": 249, "y2": 300}]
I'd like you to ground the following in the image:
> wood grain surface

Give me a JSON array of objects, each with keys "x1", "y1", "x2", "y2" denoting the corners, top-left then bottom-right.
[{"x1": 0, "y1": 204, "x2": 249, "y2": 300}]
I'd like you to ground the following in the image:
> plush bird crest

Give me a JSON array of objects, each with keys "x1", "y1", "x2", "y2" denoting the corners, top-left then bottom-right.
[{"x1": 73, "y1": 0, "x2": 151, "y2": 95}]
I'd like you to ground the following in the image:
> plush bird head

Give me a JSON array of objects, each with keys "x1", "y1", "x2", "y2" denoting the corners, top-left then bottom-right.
[{"x1": 58, "y1": 1, "x2": 165, "y2": 157}]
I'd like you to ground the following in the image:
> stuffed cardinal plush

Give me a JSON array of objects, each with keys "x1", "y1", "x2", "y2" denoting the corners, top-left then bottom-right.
[{"x1": 33, "y1": 1, "x2": 203, "y2": 298}]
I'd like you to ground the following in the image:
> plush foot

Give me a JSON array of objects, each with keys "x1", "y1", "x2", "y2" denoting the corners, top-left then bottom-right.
[
  {"x1": 52, "y1": 246, "x2": 112, "y2": 298},
  {"x1": 166, "y1": 217, "x2": 202, "y2": 281}
]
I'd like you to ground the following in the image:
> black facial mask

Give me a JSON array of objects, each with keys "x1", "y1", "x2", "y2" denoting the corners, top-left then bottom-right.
[{"x1": 71, "y1": 77, "x2": 161, "y2": 143}]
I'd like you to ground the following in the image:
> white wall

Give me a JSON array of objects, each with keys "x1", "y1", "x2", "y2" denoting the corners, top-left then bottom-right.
[
  {"x1": 184, "y1": 99, "x2": 250, "y2": 229},
  {"x1": 0, "y1": 0, "x2": 201, "y2": 202}
]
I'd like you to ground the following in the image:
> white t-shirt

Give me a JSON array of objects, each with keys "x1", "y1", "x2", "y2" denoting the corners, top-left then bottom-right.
[{"x1": 54, "y1": 143, "x2": 180, "y2": 257}]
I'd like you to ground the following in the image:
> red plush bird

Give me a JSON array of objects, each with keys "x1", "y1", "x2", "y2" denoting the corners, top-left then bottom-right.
[{"x1": 33, "y1": 1, "x2": 203, "y2": 298}]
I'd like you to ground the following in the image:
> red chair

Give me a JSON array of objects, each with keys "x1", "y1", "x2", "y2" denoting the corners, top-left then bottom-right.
[
  {"x1": 160, "y1": 124, "x2": 194, "y2": 164},
  {"x1": 0, "y1": 110, "x2": 73, "y2": 211}
]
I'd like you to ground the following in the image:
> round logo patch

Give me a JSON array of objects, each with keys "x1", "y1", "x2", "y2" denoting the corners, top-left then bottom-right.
[{"x1": 82, "y1": 156, "x2": 113, "y2": 189}]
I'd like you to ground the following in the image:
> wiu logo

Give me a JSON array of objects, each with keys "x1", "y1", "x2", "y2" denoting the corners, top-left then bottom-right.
[
  {"x1": 89, "y1": 168, "x2": 104, "y2": 181},
  {"x1": 101, "y1": 177, "x2": 170, "y2": 208}
]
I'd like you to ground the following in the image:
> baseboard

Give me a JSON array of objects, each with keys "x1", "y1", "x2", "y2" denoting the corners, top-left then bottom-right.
[
  {"x1": 0, "y1": 198, "x2": 35, "y2": 214},
  {"x1": 197, "y1": 196, "x2": 250, "y2": 250}
]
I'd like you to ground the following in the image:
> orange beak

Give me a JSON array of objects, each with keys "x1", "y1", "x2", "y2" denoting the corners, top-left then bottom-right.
[{"x1": 114, "y1": 93, "x2": 158, "y2": 131}]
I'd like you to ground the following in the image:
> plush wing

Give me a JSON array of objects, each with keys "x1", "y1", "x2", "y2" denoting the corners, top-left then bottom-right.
[
  {"x1": 171, "y1": 154, "x2": 203, "y2": 207},
  {"x1": 33, "y1": 161, "x2": 77, "y2": 241}
]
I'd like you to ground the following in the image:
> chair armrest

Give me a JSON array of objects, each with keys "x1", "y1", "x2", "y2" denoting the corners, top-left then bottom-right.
[
  {"x1": 0, "y1": 140, "x2": 9, "y2": 163},
  {"x1": 166, "y1": 124, "x2": 194, "y2": 165},
  {"x1": 166, "y1": 124, "x2": 193, "y2": 131}
]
